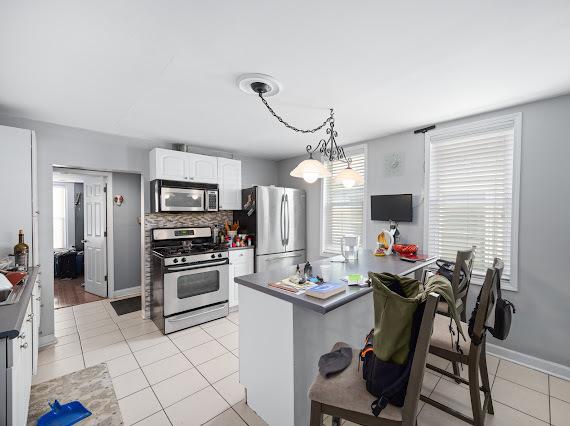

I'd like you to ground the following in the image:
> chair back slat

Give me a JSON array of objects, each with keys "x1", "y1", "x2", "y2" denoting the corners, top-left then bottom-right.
[
  {"x1": 471, "y1": 258, "x2": 503, "y2": 342},
  {"x1": 452, "y1": 246, "x2": 476, "y2": 299},
  {"x1": 402, "y1": 293, "x2": 439, "y2": 423}
]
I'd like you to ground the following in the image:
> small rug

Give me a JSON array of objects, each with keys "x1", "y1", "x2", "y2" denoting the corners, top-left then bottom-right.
[
  {"x1": 110, "y1": 295, "x2": 141, "y2": 315},
  {"x1": 27, "y1": 364, "x2": 122, "y2": 425}
]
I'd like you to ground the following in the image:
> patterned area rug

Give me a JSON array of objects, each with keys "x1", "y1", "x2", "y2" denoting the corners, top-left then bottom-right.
[{"x1": 27, "y1": 364, "x2": 122, "y2": 425}]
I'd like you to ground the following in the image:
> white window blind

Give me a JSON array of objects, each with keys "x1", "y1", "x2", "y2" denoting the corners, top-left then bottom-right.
[
  {"x1": 322, "y1": 145, "x2": 367, "y2": 254},
  {"x1": 53, "y1": 184, "x2": 67, "y2": 249},
  {"x1": 425, "y1": 114, "x2": 521, "y2": 287}
]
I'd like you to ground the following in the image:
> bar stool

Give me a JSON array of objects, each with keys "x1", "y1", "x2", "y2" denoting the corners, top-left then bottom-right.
[
  {"x1": 308, "y1": 293, "x2": 439, "y2": 426},
  {"x1": 423, "y1": 259, "x2": 503, "y2": 426},
  {"x1": 435, "y1": 246, "x2": 476, "y2": 322}
]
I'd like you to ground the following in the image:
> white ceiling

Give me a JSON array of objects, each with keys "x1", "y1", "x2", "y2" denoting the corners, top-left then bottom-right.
[{"x1": 1, "y1": 1, "x2": 569, "y2": 160}]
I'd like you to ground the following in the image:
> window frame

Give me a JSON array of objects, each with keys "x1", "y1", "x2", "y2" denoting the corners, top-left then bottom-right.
[
  {"x1": 424, "y1": 113, "x2": 522, "y2": 291},
  {"x1": 320, "y1": 143, "x2": 368, "y2": 256},
  {"x1": 53, "y1": 182, "x2": 68, "y2": 249}
]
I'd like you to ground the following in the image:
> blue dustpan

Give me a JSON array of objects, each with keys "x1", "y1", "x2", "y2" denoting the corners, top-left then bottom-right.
[{"x1": 37, "y1": 400, "x2": 92, "y2": 426}]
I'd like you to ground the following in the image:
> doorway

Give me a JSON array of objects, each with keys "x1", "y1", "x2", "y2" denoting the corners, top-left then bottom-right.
[{"x1": 52, "y1": 169, "x2": 109, "y2": 309}]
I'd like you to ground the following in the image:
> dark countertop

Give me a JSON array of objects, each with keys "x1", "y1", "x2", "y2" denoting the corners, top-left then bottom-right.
[
  {"x1": 0, "y1": 267, "x2": 38, "y2": 339},
  {"x1": 235, "y1": 250, "x2": 435, "y2": 314}
]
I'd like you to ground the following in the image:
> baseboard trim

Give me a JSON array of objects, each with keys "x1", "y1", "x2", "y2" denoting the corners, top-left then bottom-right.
[
  {"x1": 112, "y1": 286, "x2": 141, "y2": 299},
  {"x1": 39, "y1": 334, "x2": 57, "y2": 348},
  {"x1": 487, "y1": 343, "x2": 570, "y2": 380}
]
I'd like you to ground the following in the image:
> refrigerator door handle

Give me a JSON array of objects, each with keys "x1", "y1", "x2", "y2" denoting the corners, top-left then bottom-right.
[
  {"x1": 285, "y1": 194, "x2": 291, "y2": 245},
  {"x1": 280, "y1": 193, "x2": 285, "y2": 246}
]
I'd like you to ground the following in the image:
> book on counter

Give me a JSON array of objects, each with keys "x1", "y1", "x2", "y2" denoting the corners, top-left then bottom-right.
[{"x1": 305, "y1": 282, "x2": 346, "y2": 299}]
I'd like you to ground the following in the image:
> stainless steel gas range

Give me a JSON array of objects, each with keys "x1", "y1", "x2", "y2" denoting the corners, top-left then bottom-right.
[{"x1": 150, "y1": 226, "x2": 230, "y2": 334}]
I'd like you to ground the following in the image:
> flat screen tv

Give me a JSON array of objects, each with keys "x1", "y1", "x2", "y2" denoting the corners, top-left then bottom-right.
[{"x1": 371, "y1": 194, "x2": 413, "y2": 222}]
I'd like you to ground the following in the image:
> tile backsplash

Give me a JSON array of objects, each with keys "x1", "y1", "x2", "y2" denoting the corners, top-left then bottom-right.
[{"x1": 142, "y1": 211, "x2": 233, "y2": 318}]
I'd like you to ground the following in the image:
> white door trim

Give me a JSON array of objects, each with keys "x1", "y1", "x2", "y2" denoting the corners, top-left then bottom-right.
[{"x1": 53, "y1": 167, "x2": 114, "y2": 298}]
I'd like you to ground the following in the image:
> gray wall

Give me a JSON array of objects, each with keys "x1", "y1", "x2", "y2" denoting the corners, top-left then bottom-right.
[
  {"x1": 277, "y1": 94, "x2": 570, "y2": 367},
  {"x1": 0, "y1": 114, "x2": 279, "y2": 342},
  {"x1": 112, "y1": 172, "x2": 142, "y2": 292}
]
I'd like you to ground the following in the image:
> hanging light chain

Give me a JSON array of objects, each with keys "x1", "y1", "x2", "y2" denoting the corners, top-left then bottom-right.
[{"x1": 258, "y1": 92, "x2": 334, "y2": 134}]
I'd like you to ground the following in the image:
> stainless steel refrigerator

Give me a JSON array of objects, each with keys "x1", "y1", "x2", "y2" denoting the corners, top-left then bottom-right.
[{"x1": 237, "y1": 186, "x2": 306, "y2": 272}]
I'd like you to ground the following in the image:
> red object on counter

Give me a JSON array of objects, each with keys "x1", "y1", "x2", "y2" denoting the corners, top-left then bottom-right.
[
  {"x1": 1, "y1": 271, "x2": 27, "y2": 285},
  {"x1": 393, "y1": 244, "x2": 418, "y2": 255}
]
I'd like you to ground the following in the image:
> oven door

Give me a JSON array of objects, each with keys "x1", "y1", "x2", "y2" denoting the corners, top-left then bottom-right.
[
  {"x1": 163, "y1": 261, "x2": 229, "y2": 316},
  {"x1": 160, "y1": 187, "x2": 205, "y2": 212}
]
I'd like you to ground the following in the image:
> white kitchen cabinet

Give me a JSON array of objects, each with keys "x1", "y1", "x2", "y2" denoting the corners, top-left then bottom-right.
[
  {"x1": 32, "y1": 273, "x2": 41, "y2": 374},
  {"x1": 192, "y1": 154, "x2": 218, "y2": 184},
  {"x1": 8, "y1": 299, "x2": 33, "y2": 426},
  {"x1": 228, "y1": 249, "x2": 254, "y2": 307},
  {"x1": 218, "y1": 158, "x2": 242, "y2": 210},
  {"x1": 150, "y1": 148, "x2": 189, "y2": 181},
  {"x1": 150, "y1": 148, "x2": 218, "y2": 183}
]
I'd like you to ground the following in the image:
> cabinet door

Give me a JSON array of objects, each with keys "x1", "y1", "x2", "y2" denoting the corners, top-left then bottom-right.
[
  {"x1": 218, "y1": 158, "x2": 242, "y2": 210},
  {"x1": 152, "y1": 148, "x2": 189, "y2": 181},
  {"x1": 10, "y1": 300, "x2": 33, "y2": 426},
  {"x1": 228, "y1": 263, "x2": 237, "y2": 308},
  {"x1": 190, "y1": 154, "x2": 218, "y2": 184},
  {"x1": 32, "y1": 274, "x2": 41, "y2": 374}
]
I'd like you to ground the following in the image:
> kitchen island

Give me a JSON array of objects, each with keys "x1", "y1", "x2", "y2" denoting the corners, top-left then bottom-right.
[{"x1": 235, "y1": 250, "x2": 436, "y2": 426}]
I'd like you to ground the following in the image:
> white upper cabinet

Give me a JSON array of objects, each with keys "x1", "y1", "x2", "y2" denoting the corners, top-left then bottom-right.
[
  {"x1": 151, "y1": 148, "x2": 188, "y2": 181},
  {"x1": 218, "y1": 157, "x2": 242, "y2": 210},
  {"x1": 150, "y1": 148, "x2": 219, "y2": 183},
  {"x1": 192, "y1": 154, "x2": 218, "y2": 184}
]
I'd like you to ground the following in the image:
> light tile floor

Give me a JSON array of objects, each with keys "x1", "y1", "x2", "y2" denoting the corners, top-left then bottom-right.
[{"x1": 37, "y1": 300, "x2": 570, "y2": 426}]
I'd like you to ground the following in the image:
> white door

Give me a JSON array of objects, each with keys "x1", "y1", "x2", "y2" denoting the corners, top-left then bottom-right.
[
  {"x1": 218, "y1": 158, "x2": 242, "y2": 210},
  {"x1": 83, "y1": 176, "x2": 108, "y2": 297},
  {"x1": 190, "y1": 153, "x2": 218, "y2": 183}
]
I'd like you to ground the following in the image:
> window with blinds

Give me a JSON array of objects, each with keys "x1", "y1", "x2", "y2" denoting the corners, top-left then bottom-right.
[
  {"x1": 425, "y1": 113, "x2": 521, "y2": 288},
  {"x1": 321, "y1": 145, "x2": 367, "y2": 254}
]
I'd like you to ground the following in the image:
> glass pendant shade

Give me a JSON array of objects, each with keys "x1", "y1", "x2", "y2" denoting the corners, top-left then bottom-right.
[
  {"x1": 290, "y1": 158, "x2": 331, "y2": 183},
  {"x1": 334, "y1": 165, "x2": 364, "y2": 188}
]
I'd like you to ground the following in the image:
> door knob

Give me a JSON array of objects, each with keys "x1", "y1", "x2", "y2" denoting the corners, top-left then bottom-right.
[
  {"x1": 81, "y1": 239, "x2": 88, "y2": 243},
  {"x1": 20, "y1": 343, "x2": 28, "y2": 349}
]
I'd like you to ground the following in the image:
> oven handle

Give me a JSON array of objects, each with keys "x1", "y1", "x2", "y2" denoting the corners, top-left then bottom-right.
[
  {"x1": 166, "y1": 260, "x2": 228, "y2": 272},
  {"x1": 167, "y1": 305, "x2": 228, "y2": 322}
]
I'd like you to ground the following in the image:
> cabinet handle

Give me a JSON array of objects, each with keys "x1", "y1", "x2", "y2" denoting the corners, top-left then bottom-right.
[
  {"x1": 18, "y1": 333, "x2": 26, "y2": 339},
  {"x1": 20, "y1": 343, "x2": 28, "y2": 349}
]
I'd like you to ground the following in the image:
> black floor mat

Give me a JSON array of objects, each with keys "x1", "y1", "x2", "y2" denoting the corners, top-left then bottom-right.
[{"x1": 110, "y1": 296, "x2": 141, "y2": 316}]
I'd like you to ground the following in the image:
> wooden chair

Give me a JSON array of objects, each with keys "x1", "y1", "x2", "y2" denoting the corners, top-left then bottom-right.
[
  {"x1": 308, "y1": 293, "x2": 439, "y2": 426},
  {"x1": 436, "y1": 246, "x2": 476, "y2": 322},
  {"x1": 423, "y1": 259, "x2": 504, "y2": 426}
]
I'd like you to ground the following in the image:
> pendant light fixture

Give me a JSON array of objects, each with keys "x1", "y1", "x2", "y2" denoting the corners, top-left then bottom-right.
[{"x1": 238, "y1": 73, "x2": 364, "y2": 188}]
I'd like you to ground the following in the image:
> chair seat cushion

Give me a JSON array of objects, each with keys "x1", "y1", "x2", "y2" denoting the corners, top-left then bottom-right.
[
  {"x1": 436, "y1": 299, "x2": 463, "y2": 315},
  {"x1": 308, "y1": 342, "x2": 403, "y2": 422},
  {"x1": 430, "y1": 314, "x2": 471, "y2": 354}
]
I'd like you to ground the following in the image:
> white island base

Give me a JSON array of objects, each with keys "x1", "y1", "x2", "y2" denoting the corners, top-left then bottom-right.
[{"x1": 239, "y1": 284, "x2": 374, "y2": 426}]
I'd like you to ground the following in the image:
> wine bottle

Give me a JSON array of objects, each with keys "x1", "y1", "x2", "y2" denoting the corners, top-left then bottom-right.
[{"x1": 14, "y1": 229, "x2": 29, "y2": 271}]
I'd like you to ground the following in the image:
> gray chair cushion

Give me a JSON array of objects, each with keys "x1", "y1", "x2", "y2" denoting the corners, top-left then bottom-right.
[
  {"x1": 308, "y1": 342, "x2": 403, "y2": 422},
  {"x1": 430, "y1": 314, "x2": 471, "y2": 354}
]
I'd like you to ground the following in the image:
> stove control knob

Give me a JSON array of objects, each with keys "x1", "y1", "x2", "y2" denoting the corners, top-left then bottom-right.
[
  {"x1": 181, "y1": 257, "x2": 187, "y2": 263},
  {"x1": 211, "y1": 254, "x2": 216, "y2": 259},
  {"x1": 173, "y1": 258, "x2": 179, "y2": 263},
  {"x1": 217, "y1": 253, "x2": 222, "y2": 258}
]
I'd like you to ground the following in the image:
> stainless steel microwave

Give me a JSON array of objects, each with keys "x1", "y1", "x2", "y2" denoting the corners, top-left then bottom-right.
[{"x1": 151, "y1": 180, "x2": 219, "y2": 213}]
